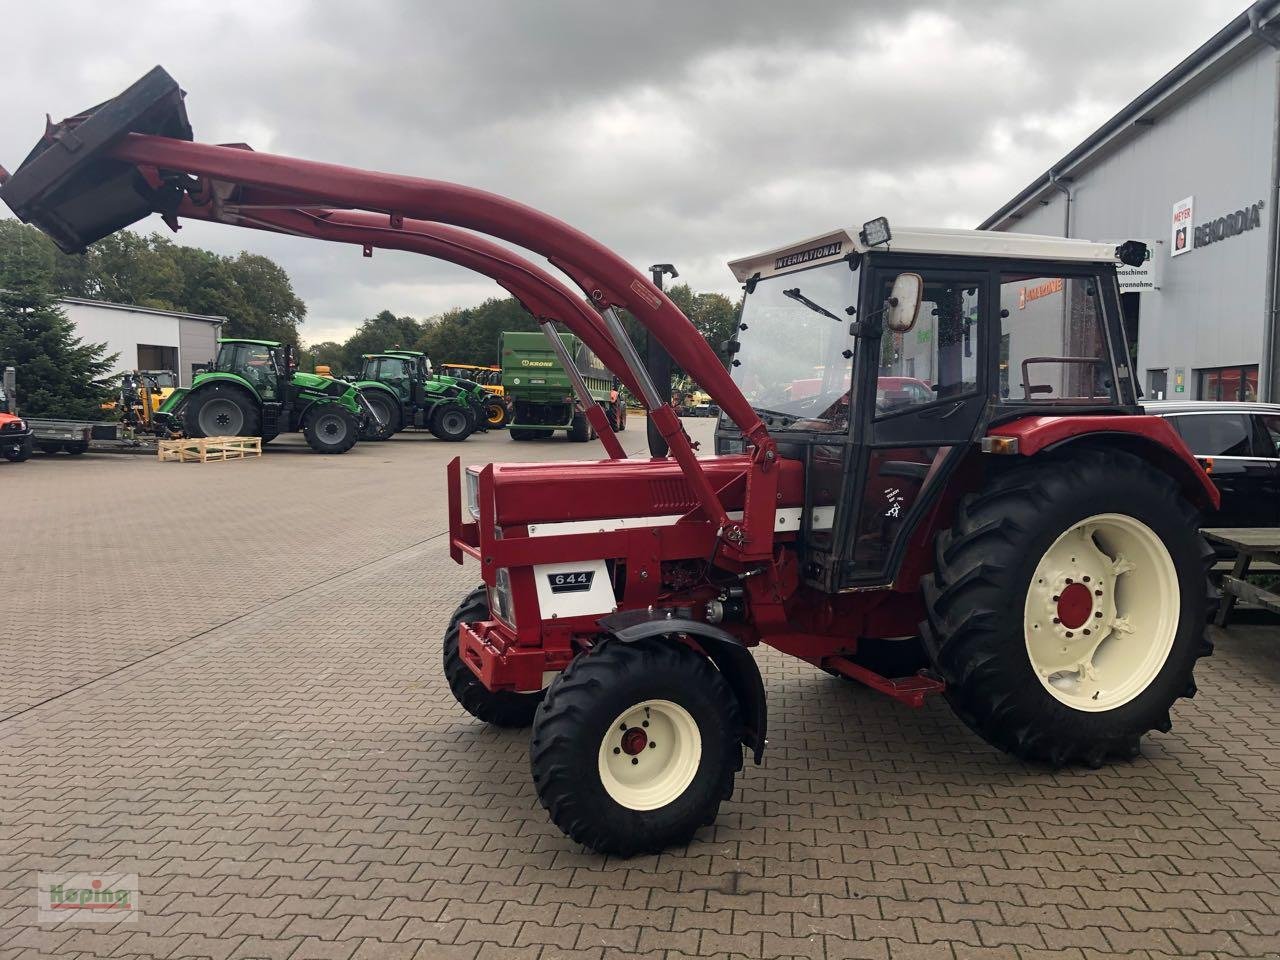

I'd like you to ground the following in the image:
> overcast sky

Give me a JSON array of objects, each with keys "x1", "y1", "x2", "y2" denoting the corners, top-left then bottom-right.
[{"x1": 0, "y1": 0, "x2": 1249, "y2": 343}]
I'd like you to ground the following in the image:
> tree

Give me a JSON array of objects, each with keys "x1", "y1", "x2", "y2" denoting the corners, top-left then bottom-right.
[
  {"x1": 416, "y1": 297, "x2": 540, "y2": 365},
  {"x1": 0, "y1": 222, "x2": 308, "y2": 343},
  {"x1": 0, "y1": 235, "x2": 116, "y2": 419},
  {"x1": 340, "y1": 310, "x2": 425, "y2": 371}
]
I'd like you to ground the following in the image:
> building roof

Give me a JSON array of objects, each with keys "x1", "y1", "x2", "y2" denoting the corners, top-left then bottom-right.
[
  {"x1": 727, "y1": 226, "x2": 1121, "y2": 283},
  {"x1": 981, "y1": 1, "x2": 1280, "y2": 231},
  {"x1": 59, "y1": 296, "x2": 226, "y2": 325}
]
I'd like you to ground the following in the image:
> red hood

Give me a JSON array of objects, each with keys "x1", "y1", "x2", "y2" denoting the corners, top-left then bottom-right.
[{"x1": 485, "y1": 454, "x2": 806, "y2": 527}]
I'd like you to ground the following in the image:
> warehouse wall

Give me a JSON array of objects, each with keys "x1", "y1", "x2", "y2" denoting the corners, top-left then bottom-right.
[
  {"x1": 61, "y1": 301, "x2": 180, "y2": 379},
  {"x1": 1000, "y1": 44, "x2": 1277, "y2": 399}
]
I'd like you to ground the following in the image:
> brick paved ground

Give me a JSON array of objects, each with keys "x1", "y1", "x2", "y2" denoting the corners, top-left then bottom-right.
[{"x1": 1, "y1": 420, "x2": 1279, "y2": 959}]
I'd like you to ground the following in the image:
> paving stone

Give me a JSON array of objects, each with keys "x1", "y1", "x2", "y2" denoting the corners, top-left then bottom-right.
[{"x1": 2, "y1": 423, "x2": 1279, "y2": 960}]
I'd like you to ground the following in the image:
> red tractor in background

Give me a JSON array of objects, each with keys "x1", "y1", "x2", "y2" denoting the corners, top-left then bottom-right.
[{"x1": 2, "y1": 69, "x2": 1216, "y2": 858}]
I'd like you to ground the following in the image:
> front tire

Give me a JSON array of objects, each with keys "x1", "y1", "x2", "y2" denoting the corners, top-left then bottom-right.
[
  {"x1": 531, "y1": 639, "x2": 742, "y2": 856},
  {"x1": 922, "y1": 447, "x2": 1213, "y2": 767},
  {"x1": 302, "y1": 405, "x2": 359, "y2": 454},
  {"x1": 509, "y1": 426, "x2": 537, "y2": 441},
  {"x1": 430, "y1": 404, "x2": 474, "y2": 442},
  {"x1": 362, "y1": 391, "x2": 401, "y2": 440},
  {"x1": 443, "y1": 587, "x2": 543, "y2": 727},
  {"x1": 484, "y1": 398, "x2": 508, "y2": 428}
]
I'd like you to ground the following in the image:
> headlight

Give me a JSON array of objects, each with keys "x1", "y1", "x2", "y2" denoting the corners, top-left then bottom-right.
[
  {"x1": 489, "y1": 567, "x2": 516, "y2": 627},
  {"x1": 465, "y1": 468, "x2": 480, "y2": 519},
  {"x1": 2, "y1": 419, "x2": 25, "y2": 432}
]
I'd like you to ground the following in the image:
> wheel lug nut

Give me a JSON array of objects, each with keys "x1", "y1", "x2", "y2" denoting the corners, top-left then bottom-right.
[
  {"x1": 631, "y1": 757, "x2": 639, "y2": 765},
  {"x1": 1066, "y1": 631, "x2": 1074, "y2": 638},
  {"x1": 1094, "y1": 611, "x2": 1103, "y2": 618},
  {"x1": 1065, "y1": 577, "x2": 1073, "y2": 584},
  {"x1": 619, "y1": 724, "x2": 627, "y2": 732},
  {"x1": 1083, "y1": 576, "x2": 1090, "y2": 583},
  {"x1": 1052, "y1": 595, "x2": 1060, "y2": 602},
  {"x1": 1053, "y1": 617, "x2": 1060, "y2": 624},
  {"x1": 613, "y1": 747, "x2": 620, "y2": 755},
  {"x1": 641, "y1": 721, "x2": 648, "y2": 728},
  {"x1": 1095, "y1": 589, "x2": 1103, "y2": 597},
  {"x1": 649, "y1": 742, "x2": 656, "y2": 749}
]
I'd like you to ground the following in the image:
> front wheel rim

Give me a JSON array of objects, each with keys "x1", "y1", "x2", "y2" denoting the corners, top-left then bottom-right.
[
  {"x1": 318, "y1": 413, "x2": 348, "y2": 443},
  {"x1": 1024, "y1": 512, "x2": 1179, "y2": 712},
  {"x1": 442, "y1": 410, "x2": 467, "y2": 434},
  {"x1": 597, "y1": 699, "x2": 701, "y2": 811}
]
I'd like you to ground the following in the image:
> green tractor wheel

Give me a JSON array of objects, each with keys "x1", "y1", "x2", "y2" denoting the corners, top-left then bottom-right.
[
  {"x1": 362, "y1": 391, "x2": 401, "y2": 440},
  {"x1": 509, "y1": 427, "x2": 538, "y2": 441},
  {"x1": 184, "y1": 384, "x2": 260, "y2": 439},
  {"x1": 430, "y1": 404, "x2": 474, "y2": 442},
  {"x1": 302, "y1": 405, "x2": 359, "y2": 454}
]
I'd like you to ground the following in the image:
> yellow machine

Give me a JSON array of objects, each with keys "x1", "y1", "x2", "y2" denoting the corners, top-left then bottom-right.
[
  {"x1": 440, "y1": 363, "x2": 504, "y2": 397},
  {"x1": 106, "y1": 369, "x2": 180, "y2": 435}
]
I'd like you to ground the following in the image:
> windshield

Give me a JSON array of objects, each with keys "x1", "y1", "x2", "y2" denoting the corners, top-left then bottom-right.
[{"x1": 731, "y1": 259, "x2": 858, "y2": 431}]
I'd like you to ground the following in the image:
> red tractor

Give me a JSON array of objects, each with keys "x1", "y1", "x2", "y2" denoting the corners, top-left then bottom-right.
[{"x1": 2, "y1": 70, "x2": 1217, "y2": 858}]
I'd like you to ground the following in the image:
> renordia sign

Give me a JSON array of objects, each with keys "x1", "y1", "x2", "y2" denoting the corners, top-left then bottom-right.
[{"x1": 1193, "y1": 201, "x2": 1264, "y2": 249}]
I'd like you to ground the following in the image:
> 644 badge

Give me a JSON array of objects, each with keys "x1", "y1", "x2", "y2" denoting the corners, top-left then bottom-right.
[{"x1": 548, "y1": 570, "x2": 595, "y2": 594}]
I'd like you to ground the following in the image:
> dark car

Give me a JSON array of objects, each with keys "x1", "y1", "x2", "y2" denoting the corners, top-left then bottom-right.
[{"x1": 1144, "y1": 401, "x2": 1280, "y2": 527}]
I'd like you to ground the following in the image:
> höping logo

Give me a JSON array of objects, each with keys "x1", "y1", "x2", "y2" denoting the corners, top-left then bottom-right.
[{"x1": 548, "y1": 571, "x2": 594, "y2": 593}]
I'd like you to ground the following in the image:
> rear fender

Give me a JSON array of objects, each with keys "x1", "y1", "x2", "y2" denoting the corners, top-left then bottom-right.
[
  {"x1": 989, "y1": 415, "x2": 1219, "y2": 511},
  {"x1": 600, "y1": 611, "x2": 767, "y2": 763},
  {"x1": 182, "y1": 373, "x2": 260, "y2": 404}
]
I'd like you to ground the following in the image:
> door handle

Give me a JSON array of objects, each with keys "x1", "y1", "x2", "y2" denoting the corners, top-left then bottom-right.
[{"x1": 918, "y1": 401, "x2": 964, "y2": 420}]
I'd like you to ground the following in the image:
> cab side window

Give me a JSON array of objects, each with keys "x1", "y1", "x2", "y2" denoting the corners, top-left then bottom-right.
[
  {"x1": 998, "y1": 273, "x2": 1113, "y2": 403},
  {"x1": 1254, "y1": 414, "x2": 1280, "y2": 458}
]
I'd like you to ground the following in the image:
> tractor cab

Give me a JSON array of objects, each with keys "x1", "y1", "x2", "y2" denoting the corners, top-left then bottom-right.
[
  {"x1": 718, "y1": 219, "x2": 1141, "y2": 592},
  {"x1": 213, "y1": 338, "x2": 289, "y2": 399}
]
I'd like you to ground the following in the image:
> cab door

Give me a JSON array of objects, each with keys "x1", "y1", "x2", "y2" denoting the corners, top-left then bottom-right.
[
  {"x1": 841, "y1": 261, "x2": 993, "y2": 586},
  {"x1": 379, "y1": 358, "x2": 413, "y2": 405}
]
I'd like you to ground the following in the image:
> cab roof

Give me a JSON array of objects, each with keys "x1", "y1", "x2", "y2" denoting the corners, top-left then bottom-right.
[
  {"x1": 218, "y1": 338, "x2": 281, "y2": 347},
  {"x1": 728, "y1": 226, "x2": 1124, "y2": 283}
]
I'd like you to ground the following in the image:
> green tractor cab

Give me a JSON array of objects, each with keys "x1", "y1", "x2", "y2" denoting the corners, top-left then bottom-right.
[
  {"x1": 158, "y1": 338, "x2": 376, "y2": 453},
  {"x1": 352, "y1": 350, "x2": 494, "y2": 442}
]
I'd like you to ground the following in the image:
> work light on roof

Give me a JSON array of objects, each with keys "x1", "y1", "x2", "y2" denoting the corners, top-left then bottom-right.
[{"x1": 859, "y1": 217, "x2": 892, "y2": 248}]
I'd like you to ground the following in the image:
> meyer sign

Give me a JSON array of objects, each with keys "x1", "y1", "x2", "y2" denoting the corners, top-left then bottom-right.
[{"x1": 1170, "y1": 196, "x2": 1193, "y2": 256}]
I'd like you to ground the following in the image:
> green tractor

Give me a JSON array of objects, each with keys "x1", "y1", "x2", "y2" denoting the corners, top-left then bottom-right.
[
  {"x1": 353, "y1": 350, "x2": 493, "y2": 442},
  {"x1": 157, "y1": 338, "x2": 374, "y2": 454}
]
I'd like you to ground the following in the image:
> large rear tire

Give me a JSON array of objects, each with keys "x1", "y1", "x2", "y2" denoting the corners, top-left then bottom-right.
[
  {"x1": 443, "y1": 587, "x2": 543, "y2": 727},
  {"x1": 430, "y1": 404, "x2": 474, "y2": 442},
  {"x1": 922, "y1": 447, "x2": 1213, "y2": 767},
  {"x1": 184, "y1": 384, "x2": 260, "y2": 439},
  {"x1": 302, "y1": 405, "x2": 358, "y2": 454},
  {"x1": 531, "y1": 639, "x2": 742, "y2": 856},
  {"x1": 362, "y1": 391, "x2": 401, "y2": 440}
]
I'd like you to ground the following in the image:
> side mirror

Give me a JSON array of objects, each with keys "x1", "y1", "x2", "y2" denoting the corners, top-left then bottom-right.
[{"x1": 885, "y1": 273, "x2": 923, "y2": 333}]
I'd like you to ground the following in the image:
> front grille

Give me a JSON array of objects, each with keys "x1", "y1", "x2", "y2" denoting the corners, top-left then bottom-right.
[{"x1": 649, "y1": 478, "x2": 696, "y2": 511}]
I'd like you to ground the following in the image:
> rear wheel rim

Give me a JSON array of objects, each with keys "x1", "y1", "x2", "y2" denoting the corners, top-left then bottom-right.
[
  {"x1": 1024, "y1": 512, "x2": 1179, "y2": 712},
  {"x1": 487, "y1": 404, "x2": 505, "y2": 425},
  {"x1": 199, "y1": 398, "x2": 244, "y2": 435},
  {"x1": 597, "y1": 699, "x2": 701, "y2": 811},
  {"x1": 317, "y1": 412, "x2": 348, "y2": 444}
]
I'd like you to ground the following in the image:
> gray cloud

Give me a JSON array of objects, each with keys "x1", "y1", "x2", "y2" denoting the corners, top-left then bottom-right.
[{"x1": 0, "y1": 0, "x2": 1245, "y2": 342}]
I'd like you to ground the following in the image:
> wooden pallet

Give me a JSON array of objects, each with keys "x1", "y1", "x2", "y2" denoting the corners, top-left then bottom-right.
[{"x1": 157, "y1": 435, "x2": 262, "y2": 463}]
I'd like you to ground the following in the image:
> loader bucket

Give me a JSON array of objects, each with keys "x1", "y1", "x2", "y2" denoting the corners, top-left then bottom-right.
[{"x1": 0, "y1": 66, "x2": 191, "y2": 253}]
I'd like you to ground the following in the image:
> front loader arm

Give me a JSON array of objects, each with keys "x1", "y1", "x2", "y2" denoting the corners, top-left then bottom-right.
[{"x1": 0, "y1": 66, "x2": 779, "y2": 562}]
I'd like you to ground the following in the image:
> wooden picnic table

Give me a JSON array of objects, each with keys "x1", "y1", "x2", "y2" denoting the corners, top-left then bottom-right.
[{"x1": 1203, "y1": 528, "x2": 1280, "y2": 626}]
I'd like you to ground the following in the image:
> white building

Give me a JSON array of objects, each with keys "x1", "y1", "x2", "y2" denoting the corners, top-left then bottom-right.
[{"x1": 60, "y1": 298, "x2": 225, "y2": 387}]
